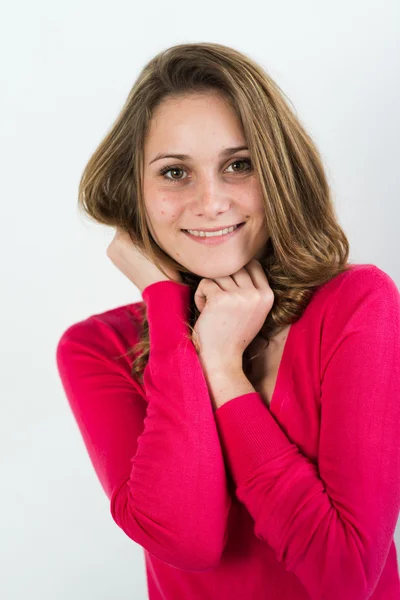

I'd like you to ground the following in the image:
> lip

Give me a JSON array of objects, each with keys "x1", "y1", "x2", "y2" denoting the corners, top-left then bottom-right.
[
  {"x1": 182, "y1": 222, "x2": 246, "y2": 246},
  {"x1": 182, "y1": 222, "x2": 244, "y2": 233}
]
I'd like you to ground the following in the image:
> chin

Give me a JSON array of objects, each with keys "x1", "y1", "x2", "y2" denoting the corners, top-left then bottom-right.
[{"x1": 183, "y1": 258, "x2": 254, "y2": 280}]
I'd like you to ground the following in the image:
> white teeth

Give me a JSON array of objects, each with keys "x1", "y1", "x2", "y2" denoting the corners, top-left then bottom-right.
[{"x1": 186, "y1": 224, "x2": 240, "y2": 237}]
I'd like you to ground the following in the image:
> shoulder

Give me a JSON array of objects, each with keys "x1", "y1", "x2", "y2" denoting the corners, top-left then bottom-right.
[
  {"x1": 293, "y1": 263, "x2": 400, "y2": 363},
  {"x1": 309, "y1": 263, "x2": 400, "y2": 366},
  {"x1": 308, "y1": 263, "x2": 399, "y2": 318},
  {"x1": 55, "y1": 300, "x2": 146, "y2": 374},
  {"x1": 332, "y1": 262, "x2": 397, "y2": 294}
]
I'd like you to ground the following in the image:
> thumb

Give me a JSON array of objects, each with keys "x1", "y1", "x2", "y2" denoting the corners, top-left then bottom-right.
[{"x1": 194, "y1": 288, "x2": 207, "y2": 314}]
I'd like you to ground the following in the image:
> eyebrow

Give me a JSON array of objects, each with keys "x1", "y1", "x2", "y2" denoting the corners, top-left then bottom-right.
[{"x1": 148, "y1": 145, "x2": 249, "y2": 166}]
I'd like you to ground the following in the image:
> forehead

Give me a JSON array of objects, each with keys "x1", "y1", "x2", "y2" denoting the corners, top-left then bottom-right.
[{"x1": 144, "y1": 92, "x2": 245, "y2": 158}]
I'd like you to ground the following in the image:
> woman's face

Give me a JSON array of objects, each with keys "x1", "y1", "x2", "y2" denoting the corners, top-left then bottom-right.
[{"x1": 142, "y1": 92, "x2": 269, "y2": 278}]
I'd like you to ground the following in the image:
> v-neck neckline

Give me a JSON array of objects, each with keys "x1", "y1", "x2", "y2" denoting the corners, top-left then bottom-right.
[{"x1": 268, "y1": 318, "x2": 299, "y2": 415}]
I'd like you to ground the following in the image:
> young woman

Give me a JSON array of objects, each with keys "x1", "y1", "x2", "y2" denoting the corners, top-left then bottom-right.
[{"x1": 56, "y1": 42, "x2": 400, "y2": 599}]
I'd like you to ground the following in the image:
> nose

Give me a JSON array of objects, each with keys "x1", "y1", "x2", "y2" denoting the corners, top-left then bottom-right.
[{"x1": 192, "y1": 177, "x2": 231, "y2": 218}]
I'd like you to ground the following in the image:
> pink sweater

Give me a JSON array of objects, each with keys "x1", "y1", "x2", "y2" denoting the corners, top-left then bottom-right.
[{"x1": 56, "y1": 263, "x2": 400, "y2": 599}]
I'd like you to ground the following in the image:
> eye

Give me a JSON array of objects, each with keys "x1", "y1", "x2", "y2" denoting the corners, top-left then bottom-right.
[
  {"x1": 225, "y1": 159, "x2": 252, "y2": 173},
  {"x1": 158, "y1": 158, "x2": 252, "y2": 184},
  {"x1": 159, "y1": 165, "x2": 186, "y2": 183}
]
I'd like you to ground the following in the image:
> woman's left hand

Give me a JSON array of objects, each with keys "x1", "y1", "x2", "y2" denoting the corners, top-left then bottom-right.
[{"x1": 193, "y1": 258, "x2": 274, "y2": 372}]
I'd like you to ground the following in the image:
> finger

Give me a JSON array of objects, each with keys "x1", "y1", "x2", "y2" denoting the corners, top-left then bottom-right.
[
  {"x1": 194, "y1": 278, "x2": 220, "y2": 311},
  {"x1": 213, "y1": 259, "x2": 265, "y2": 291},
  {"x1": 210, "y1": 269, "x2": 252, "y2": 291},
  {"x1": 244, "y1": 259, "x2": 271, "y2": 291},
  {"x1": 229, "y1": 268, "x2": 255, "y2": 289}
]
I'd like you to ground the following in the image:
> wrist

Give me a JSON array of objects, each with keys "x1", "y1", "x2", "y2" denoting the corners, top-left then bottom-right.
[
  {"x1": 199, "y1": 360, "x2": 255, "y2": 410},
  {"x1": 198, "y1": 353, "x2": 243, "y2": 377}
]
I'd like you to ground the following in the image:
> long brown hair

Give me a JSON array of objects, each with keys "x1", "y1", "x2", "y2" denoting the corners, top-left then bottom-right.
[{"x1": 77, "y1": 42, "x2": 351, "y2": 385}]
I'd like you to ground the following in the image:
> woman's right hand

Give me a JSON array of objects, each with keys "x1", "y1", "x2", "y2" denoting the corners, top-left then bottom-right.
[{"x1": 106, "y1": 228, "x2": 183, "y2": 294}]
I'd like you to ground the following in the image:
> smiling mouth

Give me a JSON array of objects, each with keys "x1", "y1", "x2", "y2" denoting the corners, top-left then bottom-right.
[
  {"x1": 181, "y1": 222, "x2": 246, "y2": 245},
  {"x1": 182, "y1": 222, "x2": 245, "y2": 234}
]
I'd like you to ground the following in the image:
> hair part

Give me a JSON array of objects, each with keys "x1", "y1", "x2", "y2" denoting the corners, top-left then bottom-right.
[{"x1": 77, "y1": 42, "x2": 350, "y2": 391}]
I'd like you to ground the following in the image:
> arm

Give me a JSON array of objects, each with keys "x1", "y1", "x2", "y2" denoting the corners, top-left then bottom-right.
[
  {"x1": 56, "y1": 280, "x2": 232, "y2": 571},
  {"x1": 212, "y1": 266, "x2": 400, "y2": 599},
  {"x1": 201, "y1": 364, "x2": 256, "y2": 411}
]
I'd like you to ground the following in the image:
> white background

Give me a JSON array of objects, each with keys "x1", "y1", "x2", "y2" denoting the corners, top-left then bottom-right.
[{"x1": 1, "y1": 0, "x2": 399, "y2": 598}]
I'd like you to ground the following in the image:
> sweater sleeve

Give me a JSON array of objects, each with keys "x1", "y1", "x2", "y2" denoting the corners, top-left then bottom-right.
[
  {"x1": 55, "y1": 280, "x2": 232, "y2": 572},
  {"x1": 213, "y1": 266, "x2": 400, "y2": 600}
]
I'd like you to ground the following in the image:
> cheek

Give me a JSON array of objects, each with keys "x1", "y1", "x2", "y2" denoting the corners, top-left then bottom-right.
[
  {"x1": 150, "y1": 196, "x2": 181, "y2": 224},
  {"x1": 246, "y1": 175, "x2": 264, "y2": 203}
]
